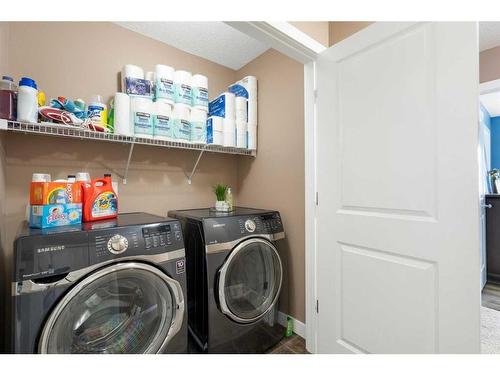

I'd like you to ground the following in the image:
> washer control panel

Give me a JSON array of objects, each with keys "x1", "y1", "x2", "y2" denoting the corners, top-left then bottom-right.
[
  {"x1": 89, "y1": 220, "x2": 184, "y2": 262},
  {"x1": 244, "y1": 219, "x2": 256, "y2": 232},
  {"x1": 237, "y1": 212, "x2": 283, "y2": 235}
]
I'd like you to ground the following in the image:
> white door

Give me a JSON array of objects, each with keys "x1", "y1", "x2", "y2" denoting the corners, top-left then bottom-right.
[
  {"x1": 316, "y1": 22, "x2": 480, "y2": 354},
  {"x1": 479, "y1": 114, "x2": 491, "y2": 289}
]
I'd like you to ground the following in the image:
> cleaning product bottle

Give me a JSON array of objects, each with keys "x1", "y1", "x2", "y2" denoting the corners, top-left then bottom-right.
[
  {"x1": 87, "y1": 94, "x2": 108, "y2": 128},
  {"x1": 0, "y1": 76, "x2": 17, "y2": 121},
  {"x1": 82, "y1": 173, "x2": 118, "y2": 222},
  {"x1": 225, "y1": 187, "x2": 234, "y2": 211},
  {"x1": 17, "y1": 77, "x2": 38, "y2": 123}
]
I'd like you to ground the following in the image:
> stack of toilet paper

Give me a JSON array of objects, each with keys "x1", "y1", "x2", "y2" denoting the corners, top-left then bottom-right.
[{"x1": 209, "y1": 76, "x2": 257, "y2": 150}]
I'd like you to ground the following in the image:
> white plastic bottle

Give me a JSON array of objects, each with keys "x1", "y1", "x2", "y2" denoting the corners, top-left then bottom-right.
[
  {"x1": 87, "y1": 94, "x2": 108, "y2": 127},
  {"x1": 17, "y1": 77, "x2": 38, "y2": 123}
]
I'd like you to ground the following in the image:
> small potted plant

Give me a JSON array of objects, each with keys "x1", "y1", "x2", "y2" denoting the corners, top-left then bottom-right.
[{"x1": 213, "y1": 184, "x2": 229, "y2": 212}]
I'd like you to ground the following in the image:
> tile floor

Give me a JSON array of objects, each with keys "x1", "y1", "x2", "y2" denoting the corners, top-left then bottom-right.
[{"x1": 267, "y1": 334, "x2": 309, "y2": 354}]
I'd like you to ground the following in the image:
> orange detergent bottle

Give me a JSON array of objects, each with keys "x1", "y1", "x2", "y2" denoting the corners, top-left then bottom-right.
[{"x1": 82, "y1": 173, "x2": 118, "y2": 222}]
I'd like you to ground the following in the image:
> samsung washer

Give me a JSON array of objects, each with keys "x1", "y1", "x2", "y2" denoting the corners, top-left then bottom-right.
[
  {"x1": 169, "y1": 207, "x2": 286, "y2": 353},
  {"x1": 11, "y1": 213, "x2": 188, "y2": 354}
]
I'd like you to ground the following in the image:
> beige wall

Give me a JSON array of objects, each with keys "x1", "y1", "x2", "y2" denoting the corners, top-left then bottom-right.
[
  {"x1": 236, "y1": 49, "x2": 305, "y2": 322},
  {"x1": 329, "y1": 21, "x2": 373, "y2": 45},
  {"x1": 480, "y1": 45, "x2": 500, "y2": 83},
  {"x1": 1, "y1": 22, "x2": 240, "y2": 317},
  {"x1": 290, "y1": 21, "x2": 329, "y2": 47}
]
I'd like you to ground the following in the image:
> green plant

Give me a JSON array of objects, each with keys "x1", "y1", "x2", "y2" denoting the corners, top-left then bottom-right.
[{"x1": 213, "y1": 184, "x2": 228, "y2": 201}]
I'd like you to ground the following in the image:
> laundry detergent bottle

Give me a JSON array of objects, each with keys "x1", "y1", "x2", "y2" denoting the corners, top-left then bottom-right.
[{"x1": 82, "y1": 173, "x2": 118, "y2": 222}]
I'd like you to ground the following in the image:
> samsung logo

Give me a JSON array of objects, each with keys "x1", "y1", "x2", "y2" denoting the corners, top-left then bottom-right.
[
  {"x1": 213, "y1": 224, "x2": 226, "y2": 228},
  {"x1": 36, "y1": 245, "x2": 65, "y2": 253}
]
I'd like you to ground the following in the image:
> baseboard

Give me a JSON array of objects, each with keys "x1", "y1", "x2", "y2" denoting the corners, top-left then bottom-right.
[{"x1": 278, "y1": 311, "x2": 306, "y2": 339}]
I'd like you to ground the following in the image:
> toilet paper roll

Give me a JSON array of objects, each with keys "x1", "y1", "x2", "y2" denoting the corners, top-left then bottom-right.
[
  {"x1": 238, "y1": 76, "x2": 257, "y2": 101},
  {"x1": 121, "y1": 64, "x2": 144, "y2": 92},
  {"x1": 223, "y1": 118, "x2": 235, "y2": 134},
  {"x1": 247, "y1": 123, "x2": 257, "y2": 150},
  {"x1": 235, "y1": 96, "x2": 247, "y2": 122},
  {"x1": 155, "y1": 65, "x2": 175, "y2": 104},
  {"x1": 207, "y1": 116, "x2": 224, "y2": 145},
  {"x1": 223, "y1": 130, "x2": 236, "y2": 148},
  {"x1": 174, "y1": 70, "x2": 193, "y2": 105},
  {"x1": 130, "y1": 97, "x2": 153, "y2": 138},
  {"x1": 236, "y1": 120, "x2": 247, "y2": 148},
  {"x1": 114, "y1": 92, "x2": 132, "y2": 136},
  {"x1": 172, "y1": 103, "x2": 191, "y2": 142},
  {"x1": 247, "y1": 100, "x2": 257, "y2": 125},
  {"x1": 190, "y1": 108, "x2": 207, "y2": 144}
]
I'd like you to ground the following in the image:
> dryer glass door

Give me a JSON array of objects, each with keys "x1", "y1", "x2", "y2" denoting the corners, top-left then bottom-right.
[
  {"x1": 218, "y1": 238, "x2": 283, "y2": 323},
  {"x1": 38, "y1": 262, "x2": 183, "y2": 354}
]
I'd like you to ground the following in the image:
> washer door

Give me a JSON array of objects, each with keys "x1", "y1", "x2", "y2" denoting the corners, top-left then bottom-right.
[
  {"x1": 38, "y1": 262, "x2": 184, "y2": 354},
  {"x1": 218, "y1": 238, "x2": 283, "y2": 324}
]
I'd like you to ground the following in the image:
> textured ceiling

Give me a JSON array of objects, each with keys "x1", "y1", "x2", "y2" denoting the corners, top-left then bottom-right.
[
  {"x1": 115, "y1": 22, "x2": 269, "y2": 70},
  {"x1": 480, "y1": 22, "x2": 500, "y2": 52}
]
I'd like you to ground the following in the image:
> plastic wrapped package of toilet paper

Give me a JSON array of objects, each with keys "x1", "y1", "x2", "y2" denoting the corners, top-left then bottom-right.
[
  {"x1": 172, "y1": 103, "x2": 191, "y2": 142},
  {"x1": 247, "y1": 123, "x2": 257, "y2": 150},
  {"x1": 235, "y1": 96, "x2": 247, "y2": 122},
  {"x1": 209, "y1": 92, "x2": 235, "y2": 118},
  {"x1": 192, "y1": 74, "x2": 209, "y2": 111},
  {"x1": 223, "y1": 118, "x2": 236, "y2": 147},
  {"x1": 236, "y1": 120, "x2": 247, "y2": 148},
  {"x1": 190, "y1": 108, "x2": 207, "y2": 144},
  {"x1": 238, "y1": 76, "x2": 257, "y2": 100},
  {"x1": 153, "y1": 101, "x2": 173, "y2": 140},
  {"x1": 207, "y1": 116, "x2": 223, "y2": 146},
  {"x1": 131, "y1": 97, "x2": 153, "y2": 138},
  {"x1": 173, "y1": 70, "x2": 193, "y2": 105},
  {"x1": 155, "y1": 64, "x2": 175, "y2": 104},
  {"x1": 114, "y1": 93, "x2": 132, "y2": 136}
]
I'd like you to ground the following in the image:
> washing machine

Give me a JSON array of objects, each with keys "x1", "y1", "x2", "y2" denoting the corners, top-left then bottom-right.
[
  {"x1": 168, "y1": 207, "x2": 286, "y2": 353},
  {"x1": 11, "y1": 212, "x2": 187, "y2": 354}
]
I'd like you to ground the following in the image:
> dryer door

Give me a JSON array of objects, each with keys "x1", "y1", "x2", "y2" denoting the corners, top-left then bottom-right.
[
  {"x1": 38, "y1": 262, "x2": 184, "y2": 354},
  {"x1": 218, "y1": 238, "x2": 283, "y2": 323}
]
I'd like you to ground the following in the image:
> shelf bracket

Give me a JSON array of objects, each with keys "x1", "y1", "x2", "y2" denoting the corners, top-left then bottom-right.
[
  {"x1": 187, "y1": 148, "x2": 206, "y2": 185},
  {"x1": 122, "y1": 139, "x2": 135, "y2": 185}
]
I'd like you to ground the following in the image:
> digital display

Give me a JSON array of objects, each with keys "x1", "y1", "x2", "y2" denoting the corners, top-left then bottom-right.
[{"x1": 142, "y1": 224, "x2": 170, "y2": 237}]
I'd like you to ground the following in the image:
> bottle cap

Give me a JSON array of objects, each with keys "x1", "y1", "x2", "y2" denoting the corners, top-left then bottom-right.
[
  {"x1": 104, "y1": 173, "x2": 111, "y2": 177},
  {"x1": 19, "y1": 77, "x2": 37, "y2": 89}
]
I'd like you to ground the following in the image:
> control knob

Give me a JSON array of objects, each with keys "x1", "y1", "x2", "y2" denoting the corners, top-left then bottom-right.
[
  {"x1": 245, "y1": 219, "x2": 256, "y2": 233},
  {"x1": 107, "y1": 234, "x2": 129, "y2": 254}
]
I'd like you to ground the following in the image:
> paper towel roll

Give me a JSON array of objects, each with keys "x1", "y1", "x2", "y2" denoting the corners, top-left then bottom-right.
[
  {"x1": 247, "y1": 100, "x2": 257, "y2": 125},
  {"x1": 192, "y1": 74, "x2": 209, "y2": 111},
  {"x1": 190, "y1": 108, "x2": 207, "y2": 144},
  {"x1": 174, "y1": 70, "x2": 192, "y2": 105},
  {"x1": 155, "y1": 65, "x2": 175, "y2": 105},
  {"x1": 207, "y1": 116, "x2": 223, "y2": 146},
  {"x1": 114, "y1": 93, "x2": 132, "y2": 136},
  {"x1": 235, "y1": 96, "x2": 247, "y2": 122},
  {"x1": 122, "y1": 64, "x2": 144, "y2": 92},
  {"x1": 238, "y1": 76, "x2": 257, "y2": 101},
  {"x1": 236, "y1": 120, "x2": 247, "y2": 148},
  {"x1": 247, "y1": 123, "x2": 257, "y2": 150},
  {"x1": 153, "y1": 101, "x2": 173, "y2": 141},
  {"x1": 172, "y1": 103, "x2": 191, "y2": 142},
  {"x1": 131, "y1": 97, "x2": 153, "y2": 139}
]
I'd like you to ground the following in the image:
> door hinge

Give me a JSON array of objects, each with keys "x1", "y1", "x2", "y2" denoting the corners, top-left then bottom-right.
[
  {"x1": 315, "y1": 192, "x2": 319, "y2": 206},
  {"x1": 316, "y1": 299, "x2": 319, "y2": 314}
]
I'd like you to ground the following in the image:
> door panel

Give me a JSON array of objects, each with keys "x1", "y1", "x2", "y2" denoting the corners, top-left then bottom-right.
[{"x1": 316, "y1": 22, "x2": 480, "y2": 353}]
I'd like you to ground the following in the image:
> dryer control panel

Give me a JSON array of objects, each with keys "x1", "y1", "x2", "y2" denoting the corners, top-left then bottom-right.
[{"x1": 89, "y1": 220, "x2": 184, "y2": 262}]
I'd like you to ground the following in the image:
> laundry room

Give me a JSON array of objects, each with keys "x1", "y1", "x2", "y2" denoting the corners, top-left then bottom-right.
[{"x1": 0, "y1": 21, "x2": 307, "y2": 354}]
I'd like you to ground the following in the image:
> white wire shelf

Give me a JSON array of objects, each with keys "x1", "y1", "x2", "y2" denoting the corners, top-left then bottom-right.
[{"x1": 0, "y1": 119, "x2": 256, "y2": 157}]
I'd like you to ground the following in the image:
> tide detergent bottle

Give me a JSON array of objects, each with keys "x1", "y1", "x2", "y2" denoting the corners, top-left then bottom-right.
[{"x1": 82, "y1": 173, "x2": 118, "y2": 222}]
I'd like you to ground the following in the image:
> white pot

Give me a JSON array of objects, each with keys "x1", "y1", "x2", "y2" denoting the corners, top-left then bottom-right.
[{"x1": 215, "y1": 200, "x2": 229, "y2": 212}]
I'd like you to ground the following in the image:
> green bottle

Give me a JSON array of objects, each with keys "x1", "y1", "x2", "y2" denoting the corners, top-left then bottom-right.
[{"x1": 285, "y1": 316, "x2": 293, "y2": 337}]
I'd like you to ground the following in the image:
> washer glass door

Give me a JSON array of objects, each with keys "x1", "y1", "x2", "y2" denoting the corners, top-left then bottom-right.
[
  {"x1": 219, "y1": 238, "x2": 283, "y2": 323},
  {"x1": 39, "y1": 263, "x2": 181, "y2": 354}
]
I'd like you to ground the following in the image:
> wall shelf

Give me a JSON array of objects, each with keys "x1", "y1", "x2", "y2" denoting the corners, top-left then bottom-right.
[{"x1": 0, "y1": 119, "x2": 256, "y2": 184}]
